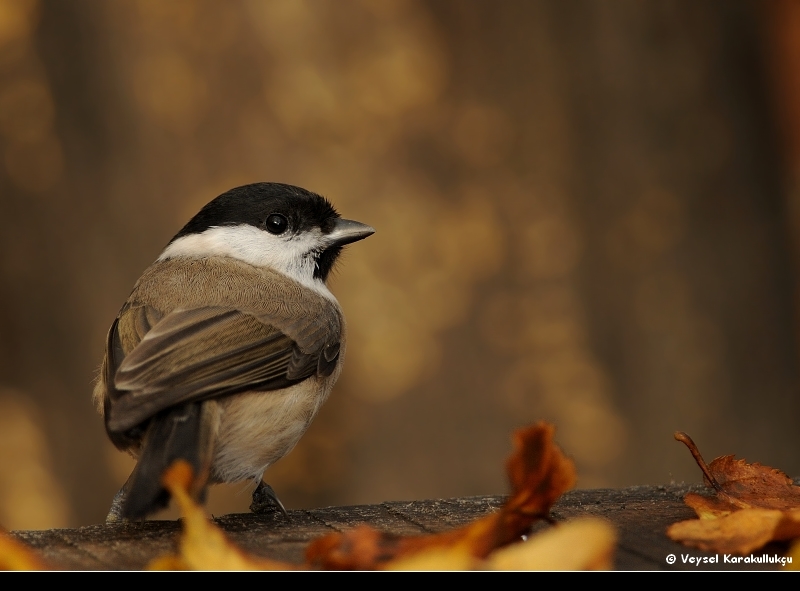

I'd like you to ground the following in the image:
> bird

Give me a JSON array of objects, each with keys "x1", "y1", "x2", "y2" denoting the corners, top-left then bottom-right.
[{"x1": 93, "y1": 182, "x2": 374, "y2": 521}]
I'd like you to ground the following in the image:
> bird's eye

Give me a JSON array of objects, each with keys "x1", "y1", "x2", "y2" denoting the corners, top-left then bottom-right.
[{"x1": 265, "y1": 214, "x2": 288, "y2": 235}]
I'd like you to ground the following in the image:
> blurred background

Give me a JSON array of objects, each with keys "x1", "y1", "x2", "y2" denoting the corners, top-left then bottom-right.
[{"x1": 1, "y1": 0, "x2": 800, "y2": 529}]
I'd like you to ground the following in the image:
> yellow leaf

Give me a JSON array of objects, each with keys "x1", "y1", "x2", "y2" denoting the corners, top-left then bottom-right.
[
  {"x1": 147, "y1": 461, "x2": 297, "y2": 571},
  {"x1": 0, "y1": 530, "x2": 48, "y2": 570},
  {"x1": 486, "y1": 518, "x2": 616, "y2": 571}
]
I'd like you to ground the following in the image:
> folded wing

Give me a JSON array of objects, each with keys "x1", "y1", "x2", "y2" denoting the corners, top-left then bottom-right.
[{"x1": 104, "y1": 306, "x2": 330, "y2": 436}]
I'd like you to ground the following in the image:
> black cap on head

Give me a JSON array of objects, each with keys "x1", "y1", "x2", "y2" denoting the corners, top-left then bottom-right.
[
  {"x1": 172, "y1": 183, "x2": 341, "y2": 242},
  {"x1": 169, "y1": 183, "x2": 369, "y2": 282}
]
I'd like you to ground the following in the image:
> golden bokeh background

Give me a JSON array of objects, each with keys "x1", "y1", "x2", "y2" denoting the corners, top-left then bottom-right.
[{"x1": 1, "y1": 0, "x2": 800, "y2": 529}]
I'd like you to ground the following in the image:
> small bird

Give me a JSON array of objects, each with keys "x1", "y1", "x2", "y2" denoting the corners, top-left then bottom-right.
[{"x1": 93, "y1": 182, "x2": 374, "y2": 521}]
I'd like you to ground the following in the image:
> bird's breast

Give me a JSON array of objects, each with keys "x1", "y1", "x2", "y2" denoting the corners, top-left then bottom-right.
[{"x1": 209, "y1": 371, "x2": 338, "y2": 483}]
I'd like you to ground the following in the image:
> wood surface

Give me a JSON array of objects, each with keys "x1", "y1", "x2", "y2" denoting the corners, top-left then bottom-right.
[{"x1": 10, "y1": 484, "x2": 791, "y2": 570}]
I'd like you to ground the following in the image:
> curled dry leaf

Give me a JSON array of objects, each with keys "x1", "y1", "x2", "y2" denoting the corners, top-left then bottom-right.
[
  {"x1": 306, "y1": 421, "x2": 579, "y2": 570},
  {"x1": 147, "y1": 460, "x2": 296, "y2": 571},
  {"x1": 667, "y1": 432, "x2": 800, "y2": 555},
  {"x1": 674, "y1": 432, "x2": 800, "y2": 516}
]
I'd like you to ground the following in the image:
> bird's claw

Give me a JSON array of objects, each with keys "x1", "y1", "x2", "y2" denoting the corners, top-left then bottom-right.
[{"x1": 250, "y1": 481, "x2": 288, "y2": 517}]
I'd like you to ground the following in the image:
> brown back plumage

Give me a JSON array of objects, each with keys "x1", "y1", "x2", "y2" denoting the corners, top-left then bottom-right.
[{"x1": 95, "y1": 257, "x2": 344, "y2": 447}]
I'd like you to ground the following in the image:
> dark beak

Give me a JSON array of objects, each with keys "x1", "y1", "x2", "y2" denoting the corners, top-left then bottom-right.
[{"x1": 327, "y1": 218, "x2": 375, "y2": 247}]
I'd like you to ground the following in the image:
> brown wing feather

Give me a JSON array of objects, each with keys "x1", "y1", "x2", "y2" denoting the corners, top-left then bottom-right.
[{"x1": 104, "y1": 306, "x2": 322, "y2": 435}]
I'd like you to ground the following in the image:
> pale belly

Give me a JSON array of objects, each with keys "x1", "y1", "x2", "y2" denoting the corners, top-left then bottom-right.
[{"x1": 210, "y1": 376, "x2": 334, "y2": 483}]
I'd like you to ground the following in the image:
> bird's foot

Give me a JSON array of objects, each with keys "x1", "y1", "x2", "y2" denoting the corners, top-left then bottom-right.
[{"x1": 250, "y1": 481, "x2": 288, "y2": 517}]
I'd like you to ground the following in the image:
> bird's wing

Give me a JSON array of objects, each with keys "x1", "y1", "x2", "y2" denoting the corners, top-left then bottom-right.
[{"x1": 103, "y1": 305, "x2": 339, "y2": 435}]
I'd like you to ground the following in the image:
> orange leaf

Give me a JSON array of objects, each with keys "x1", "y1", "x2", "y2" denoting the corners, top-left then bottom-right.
[
  {"x1": 147, "y1": 460, "x2": 298, "y2": 571},
  {"x1": 0, "y1": 530, "x2": 48, "y2": 571},
  {"x1": 786, "y1": 538, "x2": 800, "y2": 570},
  {"x1": 668, "y1": 509, "x2": 800, "y2": 555},
  {"x1": 668, "y1": 432, "x2": 800, "y2": 555},
  {"x1": 306, "y1": 421, "x2": 577, "y2": 570}
]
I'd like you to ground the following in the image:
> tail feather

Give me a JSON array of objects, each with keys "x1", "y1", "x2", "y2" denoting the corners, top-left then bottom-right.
[{"x1": 121, "y1": 401, "x2": 214, "y2": 519}]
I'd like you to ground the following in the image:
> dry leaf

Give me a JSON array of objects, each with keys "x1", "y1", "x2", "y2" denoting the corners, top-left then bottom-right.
[
  {"x1": 385, "y1": 518, "x2": 616, "y2": 571},
  {"x1": 485, "y1": 517, "x2": 616, "y2": 571},
  {"x1": 384, "y1": 546, "x2": 482, "y2": 571},
  {"x1": 306, "y1": 421, "x2": 578, "y2": 570},
  {"x1": 785, "y1": 538, "x2": 800, "y2": 570},
  {"x1": 147, "y1": 460, "x2": 297, "y2": 571},
  {"x1": 667, "y1": 431, "x2": 800, "y2": 555},
  {"x1": 668, "y1": 509, "x2": 800, "y2": 555},
  {"x1": 0, "y1": 529, "x2": 48, "y2": 570}
]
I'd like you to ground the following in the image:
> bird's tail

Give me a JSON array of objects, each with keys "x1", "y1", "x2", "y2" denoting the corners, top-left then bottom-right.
[{"x1": 120, "y1": 401, "x2": 216, "y2": 520}]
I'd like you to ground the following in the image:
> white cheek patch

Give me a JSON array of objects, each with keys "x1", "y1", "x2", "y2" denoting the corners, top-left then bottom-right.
[{"x1": 158, "y1": 225, "x2": 335, "y2": 300}]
